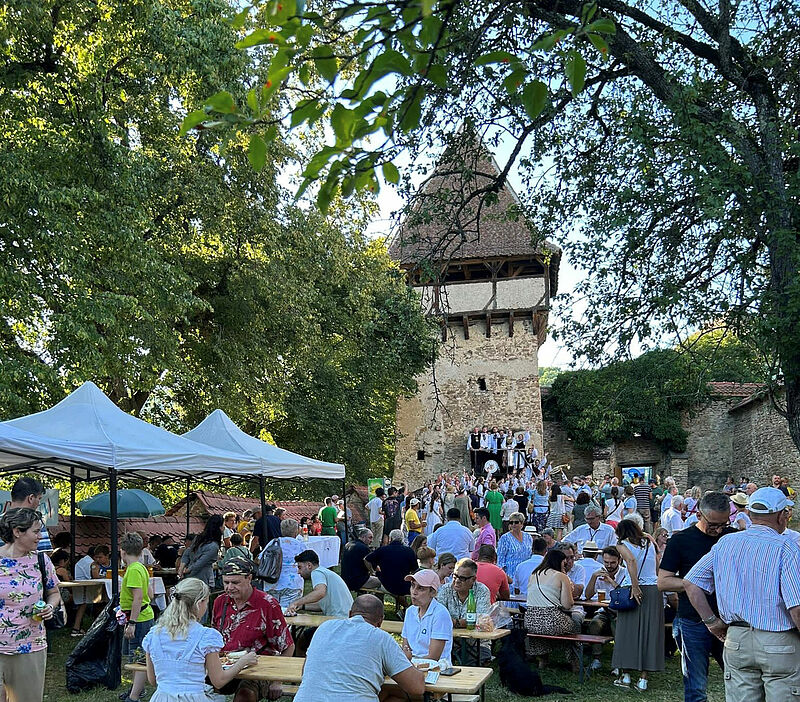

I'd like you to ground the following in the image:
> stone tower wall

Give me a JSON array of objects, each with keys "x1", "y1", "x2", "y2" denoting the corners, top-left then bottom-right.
[{"x1": 394, "y1": 317, "x2": 543, "y2": 489}]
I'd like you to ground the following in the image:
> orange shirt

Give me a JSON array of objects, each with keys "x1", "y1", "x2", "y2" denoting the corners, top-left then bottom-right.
[{"x1": 476, "y1": 561, "x2": 510, "y2": 603}]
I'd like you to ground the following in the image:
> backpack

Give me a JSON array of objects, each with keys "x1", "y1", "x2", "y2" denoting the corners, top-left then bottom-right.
[{"x1": 256, "y1": 538, "x2": 283, "y2": 584}]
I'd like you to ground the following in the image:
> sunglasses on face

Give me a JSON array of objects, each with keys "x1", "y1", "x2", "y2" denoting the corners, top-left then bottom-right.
[
  {"x1": 453, "y1": 574, "x2": 475, "y2": 582},
  {"x1": 699, "y1": 512, "x2": 729, "y2": 528},
  {"x1": 508, "y1": 520, "x2": 522, "y2": 525}
]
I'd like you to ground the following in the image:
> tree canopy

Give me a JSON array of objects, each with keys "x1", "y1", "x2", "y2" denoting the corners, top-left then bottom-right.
[
  {"x1": 195, "y1": 0, "x2": 800, "y2": 453},
  {"x1": 1, "y1": 0, "x2": 437, "y2": 493}
]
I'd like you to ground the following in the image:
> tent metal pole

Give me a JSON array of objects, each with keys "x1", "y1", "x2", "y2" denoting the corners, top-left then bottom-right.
[
  {"x1": 109, "y1": 469, "x2": 119, "y2": 601},
  {"x1": 342, "y1": 477, "x2": 347, "y2": 544},
  {"x1": 69, "y1": 468, "x2": 76, "y2": 569},
  {"x1": 185, "y1": 477, "x2": 191, "y2": 539},
  {"x1": 259, "y1": 476, "x2": 267, "y2": 529}
]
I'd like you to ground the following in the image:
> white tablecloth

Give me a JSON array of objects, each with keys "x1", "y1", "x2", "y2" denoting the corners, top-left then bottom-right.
[
  {"x1": 69, "y1": 577, "x2": 167, "y2": 610},
  {"x1": 301, "y1": 536, "x2": 340, "y2": 568}
]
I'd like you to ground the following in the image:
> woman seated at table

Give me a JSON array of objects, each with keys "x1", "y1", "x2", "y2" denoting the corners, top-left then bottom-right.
[
  {"x1": 524, "y1": 549, "x2": 579, "y2": 668},
  {"x1": 143, "y1": 577, "x2": 256, "y2": 702},
  {"x1": 401, "y1": 570, "x2": 453, "y2": 667}
]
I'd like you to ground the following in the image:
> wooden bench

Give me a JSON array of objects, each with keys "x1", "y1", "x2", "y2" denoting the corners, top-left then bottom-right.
[{"x1": 527, "y1": 632, "x2": 614, "y2": 683}]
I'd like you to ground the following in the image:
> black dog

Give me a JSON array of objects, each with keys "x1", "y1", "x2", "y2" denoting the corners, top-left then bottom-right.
[{"x1": 496, "y1": 629, "x2": 571, "y2": 696}]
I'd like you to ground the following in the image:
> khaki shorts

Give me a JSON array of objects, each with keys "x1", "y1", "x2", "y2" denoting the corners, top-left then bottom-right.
[{"x1": 0, "y1": 649, "x2": 47, "y2": 702}]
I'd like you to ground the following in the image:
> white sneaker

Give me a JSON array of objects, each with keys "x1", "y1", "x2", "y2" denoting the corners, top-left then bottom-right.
[
  {"x1": 636, "y1": 678, "x2": 648, "y2": 691},
  {"x1": 590, "y1": 658, "x2": 602, "y2": 671},
  {"x1": 613, "y1": 673, "x2": 631, "y2": 687},
  {"x1": 611, "y1": 668, "x2": 620, "y2": 676}
]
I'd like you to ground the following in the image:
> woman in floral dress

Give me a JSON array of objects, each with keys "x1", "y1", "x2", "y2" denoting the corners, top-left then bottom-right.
[
  {"x1": 496, "y1": 512, "x2": 534, "y2": 577},
  {"x1": 0, "y1": 508, "x2": 61, "y2": 702}
]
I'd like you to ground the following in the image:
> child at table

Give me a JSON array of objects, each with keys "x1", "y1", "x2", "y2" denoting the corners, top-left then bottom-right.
[{"x1": 142, "y1": 577, "x2": 256, "y2": 702}]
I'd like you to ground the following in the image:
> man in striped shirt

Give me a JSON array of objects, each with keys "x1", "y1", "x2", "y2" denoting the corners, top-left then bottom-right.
[
  {"x1": 632, "y1": 476, "x2": 653, "y2": 534},
  {"x1": 684, "y1": 487, "x2": 800, "y2": 702}
]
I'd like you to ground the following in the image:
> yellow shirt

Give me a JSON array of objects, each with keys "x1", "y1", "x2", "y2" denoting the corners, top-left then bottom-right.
[{"x1": 405, "y1": 508, "x2": 421, "y2": 532}]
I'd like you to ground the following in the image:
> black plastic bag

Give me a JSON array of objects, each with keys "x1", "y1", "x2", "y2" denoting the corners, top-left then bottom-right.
[{"x1": 65, "y1": 601, "x2": 123, "y2": 693}]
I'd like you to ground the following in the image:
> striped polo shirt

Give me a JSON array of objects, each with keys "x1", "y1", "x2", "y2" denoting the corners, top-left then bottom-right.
[{"x1": 685, "y1": 525, "x2": 800, "y2": 631}]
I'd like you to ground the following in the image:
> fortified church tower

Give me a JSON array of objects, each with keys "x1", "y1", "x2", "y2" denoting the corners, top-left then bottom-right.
[{"x1": 389, "y1": 138, "x2": 560, "y2": 487}]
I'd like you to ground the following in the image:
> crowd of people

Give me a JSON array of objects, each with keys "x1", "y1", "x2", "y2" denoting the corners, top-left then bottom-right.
[{"x1": 5, "y1": 465, "x2": 800, "y2": 702}]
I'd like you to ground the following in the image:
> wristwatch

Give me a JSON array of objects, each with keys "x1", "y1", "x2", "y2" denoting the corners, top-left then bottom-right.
[{"x1": 702, "y1": 614, "x2": 719, "y2": 625}]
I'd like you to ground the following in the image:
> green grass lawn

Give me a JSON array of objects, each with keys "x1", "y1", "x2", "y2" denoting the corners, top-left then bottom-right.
[{"x1": 44, "y1": 623, "x2": 725, "y2": 701}]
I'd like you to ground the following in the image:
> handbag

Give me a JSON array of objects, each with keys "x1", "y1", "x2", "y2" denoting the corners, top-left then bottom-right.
[
  {"x1": 37, "y1": 552, "x2": 67, "y2": 629},
  {"x1": 561, "y1": 513, "x2": 570, "y2": 525},
  {"x1": 608, "y1": 585, "x2": 638, "y2": 612},
  {"x1": 608, "y1": 540, "x2": 650, "y2": 612}
]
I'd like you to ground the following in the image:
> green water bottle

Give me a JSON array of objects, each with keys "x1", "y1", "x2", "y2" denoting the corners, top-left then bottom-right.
[{"x1": 465, "y1": 589, "x2": 476, "y2": 630}]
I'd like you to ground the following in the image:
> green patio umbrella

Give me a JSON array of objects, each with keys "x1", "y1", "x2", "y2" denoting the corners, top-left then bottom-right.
[{"x1": 78, "y1": 489, "x2": 165, "y2": 518}]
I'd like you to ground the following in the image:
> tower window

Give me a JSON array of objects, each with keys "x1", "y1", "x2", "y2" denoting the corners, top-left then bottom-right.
[
  {"x1": 417, "y1": 450, "x2": 426, "y2": 461},
  {"x1": 477, "y1": 377, "x2": 487, "y2": 391}
]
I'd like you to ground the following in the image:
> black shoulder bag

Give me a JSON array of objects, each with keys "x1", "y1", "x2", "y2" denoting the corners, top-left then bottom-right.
[{"x1": 37, "y1": 552, "x2": 67, "y2": 629}]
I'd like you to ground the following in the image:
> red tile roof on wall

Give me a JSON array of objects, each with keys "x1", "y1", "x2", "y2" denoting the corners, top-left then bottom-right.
[
  {"x1": 52, "y1": 514, "x2": 207, "y2": 556},
  {"x1": 165, "y1": 490, "x2": 325, "y2": 523},
  {"x1": 707, "y1": 382, "x2": 766, "y2": 397},
  {"x1": 54, "y1": 491, "x2": 337, "y2": 556}
]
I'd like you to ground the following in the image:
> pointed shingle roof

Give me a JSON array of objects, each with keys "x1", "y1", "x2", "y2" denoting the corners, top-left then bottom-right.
[{"x1": 388, "y1": 135, "x2": 560, "y2": 292}]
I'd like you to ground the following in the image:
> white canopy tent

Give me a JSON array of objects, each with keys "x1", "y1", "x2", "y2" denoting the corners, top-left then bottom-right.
[
  {"x1": 184, "y1": 409, "x2": 347, "y2": 541},
  {"x1": 0, "y1": 382, "x2": 264, "y2": 481},
  {"x1": 183, "y1": 409, "x2": 345, "y2": 480},
  {"x1": 0, "y1": 382, "x2": 263, "y2": 599}
]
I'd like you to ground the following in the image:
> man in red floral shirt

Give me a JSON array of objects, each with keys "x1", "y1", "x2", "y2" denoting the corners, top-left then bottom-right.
[{"x1": 212, "y1": 557, "x2": 294, "y2": 701}]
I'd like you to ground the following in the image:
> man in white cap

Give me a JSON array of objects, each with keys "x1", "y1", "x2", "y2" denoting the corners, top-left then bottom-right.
[
  {"x1": 684, "y1": 487, "x2": 800, "y2": 702},
  {"x1": 404, "y1": 498, "x2": 423, "y2": 546},
  {"x1": 400, "y1": 569, "x2": 453, "y2": 666}
]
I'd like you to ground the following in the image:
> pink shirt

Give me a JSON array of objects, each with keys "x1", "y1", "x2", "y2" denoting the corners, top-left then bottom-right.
[
  {"x1": 471, "y1": 524, "x2": 497, "y2": 559},
  {"x1": 0, "y1": 553, "x2": 59, "y2": 654}
]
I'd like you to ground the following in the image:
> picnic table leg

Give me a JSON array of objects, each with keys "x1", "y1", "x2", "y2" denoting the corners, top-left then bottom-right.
[{"x1": 578, "y1": 642, "x2": 585, "y2": 684}]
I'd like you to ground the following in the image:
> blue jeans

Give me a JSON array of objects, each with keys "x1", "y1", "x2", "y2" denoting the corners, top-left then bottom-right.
[{"x1": 673, "y1": 616, "x2": 724, "y2": 702}]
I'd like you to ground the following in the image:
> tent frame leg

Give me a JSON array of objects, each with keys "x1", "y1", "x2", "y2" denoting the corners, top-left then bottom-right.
[{"x1": 109, "y1": 469, "x2": 119, "y2": 602}]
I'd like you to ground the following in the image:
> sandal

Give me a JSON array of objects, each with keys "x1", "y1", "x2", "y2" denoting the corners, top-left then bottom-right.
[{"x1": 70, "y1": 629, "x2": 85, "y2": 637}]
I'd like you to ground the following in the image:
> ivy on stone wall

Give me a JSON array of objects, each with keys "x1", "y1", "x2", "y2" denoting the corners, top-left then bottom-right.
[
  {"x1": 545, "y1": 332, "x2": 766, "y2": 452},
  {"x1": 544, "y1": 349, "x2": 709, "y2": 452}
]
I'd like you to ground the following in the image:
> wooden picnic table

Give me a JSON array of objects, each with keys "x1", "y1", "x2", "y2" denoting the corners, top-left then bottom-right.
[
  {"x1": 125, "y1": 658, "x2": 493, "y2": 699},
  {"x1": 288, "y1": 613, "x2": 511, "y2": 641}
]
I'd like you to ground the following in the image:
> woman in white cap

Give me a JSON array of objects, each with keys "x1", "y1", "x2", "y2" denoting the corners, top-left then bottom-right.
[
  {"x1": 730, "y1": 492, "x2": 752, "y2": 530},
  {"x1": 400, "y1": 570, "x2": 453, "y2": 667}
]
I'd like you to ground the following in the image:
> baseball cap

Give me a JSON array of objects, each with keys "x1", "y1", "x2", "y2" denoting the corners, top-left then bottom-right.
[
  {"x1": 405, "y1": 569, "x2": 440, "y2": 592},
  {"x1": 748, "y1": 487, "x2": 794, "y2": 514},
  {"x1": 410, "y1": 497, "x2": 420, "y2": 505}
]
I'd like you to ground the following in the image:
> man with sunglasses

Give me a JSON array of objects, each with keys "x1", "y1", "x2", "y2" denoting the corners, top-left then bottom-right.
[
  {"x1": 657, "y1": 491, "x2": 736, "y2": 702},
  {"x1": 684, "y1": 488, "x2": 800, "y2": 702},
  {"x1": 436, "y1": 558, "x2": 491, "y2": 663}
]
